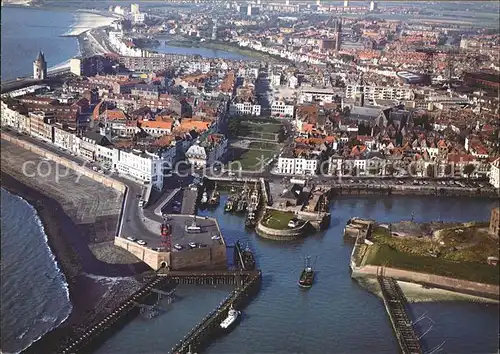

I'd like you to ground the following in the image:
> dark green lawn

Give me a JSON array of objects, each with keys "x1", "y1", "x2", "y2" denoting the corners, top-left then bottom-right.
[{"x1": 364, "y1": 244, "x2": 499, "y2": 285}]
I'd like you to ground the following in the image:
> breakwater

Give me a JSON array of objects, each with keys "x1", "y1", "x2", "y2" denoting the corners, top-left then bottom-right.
[
  {"x1": 378, "y1": 276, "x2": 422, "y2": 354},
  {"x1": 58, "y1": 276, "x2": 169, "y2": 354},
  {"x1": 164, "y1": 270, "x2": 262, "y2": 354}
]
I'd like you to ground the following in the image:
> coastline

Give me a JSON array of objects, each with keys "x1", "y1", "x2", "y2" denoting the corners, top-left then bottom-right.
[
  {"x1": 355, "y1": 277, "x2": 499, "y2": 304},
  {"x1": 62, "y1": 12, "x2": 115, "y2": 37},
  {"x1": 1, "y1": 171, "x2": 148, "y2": 354}
]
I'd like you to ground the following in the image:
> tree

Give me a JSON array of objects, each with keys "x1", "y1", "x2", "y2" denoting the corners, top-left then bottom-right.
[{"x1": 463, "y1": 164, "x2": 476, "y2": 178}]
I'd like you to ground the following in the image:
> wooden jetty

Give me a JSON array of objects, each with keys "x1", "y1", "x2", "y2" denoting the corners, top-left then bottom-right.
[{"x1": 378, "y1": 276, "x2": 422, "y2": 354}]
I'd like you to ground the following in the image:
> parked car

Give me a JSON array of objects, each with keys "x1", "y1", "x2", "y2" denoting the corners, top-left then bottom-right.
[
  {"x1": 136, "y1": 240, "x2": 147, "y2": 246},
  {"x1": 188, "y1": 242, "x2": 197, "y2": 249},
  {"x1": 126, "y1": 236, "x2": 137, "y2": 242},
  {"x1": 174, "y1": 244, "x2": 183, "y2": 251},
  {"x1": 211, "y1": 235, "x2": 221, "y2": 240}
]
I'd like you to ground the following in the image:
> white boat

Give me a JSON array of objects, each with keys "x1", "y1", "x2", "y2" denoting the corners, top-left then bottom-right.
[
  {"x1": 201, "y1": 192, "x2": 208, "y2": 204},
  {"x1": 220, "y1": 306, "x2": 240, "y2": 330}
]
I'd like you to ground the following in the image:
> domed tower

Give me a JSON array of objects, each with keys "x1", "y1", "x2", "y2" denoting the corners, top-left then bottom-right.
[{"x1": 33, "y1": 51, "x2": 47, "y2": 80}]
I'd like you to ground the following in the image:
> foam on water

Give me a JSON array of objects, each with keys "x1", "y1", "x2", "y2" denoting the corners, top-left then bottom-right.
[{"x1": 1, "y1": 188, "x2": 72, "y2": 353}]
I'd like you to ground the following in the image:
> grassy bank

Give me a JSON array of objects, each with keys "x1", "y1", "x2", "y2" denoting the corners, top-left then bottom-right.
[
  {"x1": 364, "y1": 243, "x2": 499, "y2": 285},
  {"x1": 227, "y1": 148, "x2": 275, "y2": 170},
  {"x1": 262, "y1": 210, "x2": 295, "y2": 230}
]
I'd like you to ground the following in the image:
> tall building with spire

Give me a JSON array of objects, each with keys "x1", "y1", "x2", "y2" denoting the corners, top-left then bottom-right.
[
  {"x1": 33, "y1": 51, "x2": 47, "y2": 80},
  {"x1": 335, "y1": 18, "x2": 342, "y2": 51}
]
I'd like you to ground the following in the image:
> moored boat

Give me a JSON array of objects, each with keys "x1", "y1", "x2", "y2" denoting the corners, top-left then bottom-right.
[
  {"x1": 220, "y1": 305, "x2": 241, "y2": 331},
  {"x1": 208, "y1": 191, "x2": 220, "y2": 207},
  {"x1": 245, "y1": 211, "x2": 256, "y2": 229},
  {"x1": 242, "y1": 244, "x2": 256, "y2": 270},
  {"x1": 200, "y1": 191, "x2": 208, "y2": 205},
  {"x1": 236, "y1": 199, "x2": 247, "y2": 213},
  {"x1": 224, "y1": 198, "x2": 234, "y2": 212},
  {"x1": 298, "y1": 256, "x2": 314, "y2": 289}
]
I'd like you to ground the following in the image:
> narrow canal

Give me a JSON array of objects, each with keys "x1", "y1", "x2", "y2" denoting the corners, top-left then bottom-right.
[{"x1": 96, "y1": 195, "x2": 499, "y2": 354}]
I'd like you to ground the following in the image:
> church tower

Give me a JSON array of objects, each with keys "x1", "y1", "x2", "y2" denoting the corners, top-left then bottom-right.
[
  {"x1": 335, "y1": 19, "x2": 342, "y2": 51},
  {"x1": 33, "y1": 51, "x2": 47, "y2": 80}
]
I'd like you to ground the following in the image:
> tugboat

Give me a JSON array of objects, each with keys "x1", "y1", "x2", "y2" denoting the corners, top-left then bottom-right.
[
  {"x1": 224, "y1": 198, "x2": 234, "y2": 212},
  {"x1": 298, "y1": 256, "x2": 314, "y2": 289},
  {"x1": 200, "y1": 191, "x2": 208, "y2": 205},
  {"x1": 245, "y1": 211, "x2": 257, "y2": 229},
  {"x1": 242, "y1": 243, "x2": 256, "y2": 270},
  {"x1": 220, "y1": 305, "x2": 241, "y2": 331}
]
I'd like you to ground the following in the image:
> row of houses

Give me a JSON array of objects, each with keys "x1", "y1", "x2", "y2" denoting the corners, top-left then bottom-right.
[
  {"x1": 276, "y1": 145, "x2": 497, "y2": 182},
  {"x1": 1, "y1": 101, "x2": 196, "y2": 190}
]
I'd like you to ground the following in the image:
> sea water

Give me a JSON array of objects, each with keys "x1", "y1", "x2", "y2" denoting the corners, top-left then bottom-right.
[
  {"x1": 1, "y1": 188, "x2": 72, "y2": 354},
  {"x1": 1, "y1": 7, "x2": 79, "y2": 81}
]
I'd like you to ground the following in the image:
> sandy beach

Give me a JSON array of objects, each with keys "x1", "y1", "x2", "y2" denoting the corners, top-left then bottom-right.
[{"x1": 64, "y1": 12, "x2": 115, "y2": 37}]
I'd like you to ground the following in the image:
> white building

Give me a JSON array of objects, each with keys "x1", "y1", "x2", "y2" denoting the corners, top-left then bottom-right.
[
  {"x1": 108, "y1": 120, "x2": 138, "y2": 138},
  {"x1": 229, "y1": 101, "x2": 261, "y2": 116},
  {"x1": 53, "y1": 125, "x2": 78, "y2": 152},
  {"x1": 116, "y1": 148, "x2": 175, "y2": 189},
  {"x1": 328, "y1": 156, "x2": 343, "y2": 176},
  {"x1": 114, "y1": 5, "x2": 126, "y2": 15},
  {"x1": 277, "y1": 151, "x2": 319, "y2": 175},
  {"x1": 133, "y1": 12, "x2": 146, "y2": 24},
  {"x1": 270, "y1": 73, "x2": 282, "y2": 87},
  {"x1": 108, "y1": 31, "x2": 144, "y2": 57},
  {"x1": 490, "y1": 158, "x2": 500, "y2": 189},
  {"x1": 288, "y1": 75, "x2": 299, "y2": 89},
  {"x1": 0, "y1": 102, "x2": 30, "y2": 133},
  {"x1": 345, "y1": 84, "x2": 414, "y2": 105},
  {"x1": 130, "y1": 3, "x2": 140, "y2": 14},
  {"x1": 185, "y1": 135, "x2": 228, "y2": 168},
  {"x1": 271, "y1": 100, "x2": 295, "y2": 118},
  {"x1": 299, "y1": 86, "x2": 336, "y2": 104},
  {"x1": 96, "y1": 144, "x2": 119, "y2": 169}
]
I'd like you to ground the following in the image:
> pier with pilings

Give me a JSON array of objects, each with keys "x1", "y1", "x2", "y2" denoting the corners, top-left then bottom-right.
[
  {"x1": 57, "y1": 276, "x2": 173, "y2": 354},
  {"x1": 160, "y1": 270, "x2": 262, "y2": 354},
  {"x1": 378, "y1": 276, "x2": 422, "y2": 354}
]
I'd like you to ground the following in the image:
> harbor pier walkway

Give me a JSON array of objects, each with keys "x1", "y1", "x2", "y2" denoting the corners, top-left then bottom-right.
[{"x1": 378, "y1": 276, "x2": 422, "y2": 354}]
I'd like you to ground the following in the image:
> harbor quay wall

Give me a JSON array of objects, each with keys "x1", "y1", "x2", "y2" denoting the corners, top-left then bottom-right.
[
  {"x1": 114, "y1": 237, "x2": 227, "y2": 271},
  {"x1": 255, "y1": 221, "x2": 307, "y2": 240},
  {"x1": 114, "y1": 237, "x2": 169, "y2": 269},
  {"x1": 330, "y1": 185, "x2": 498, "y2": 198},
  {"x1": 1, "y1": 133, "x2": 126, "y2": 193},
  {"x1": 352, "y1": 265, "x2": 500, "y2": 300}
]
